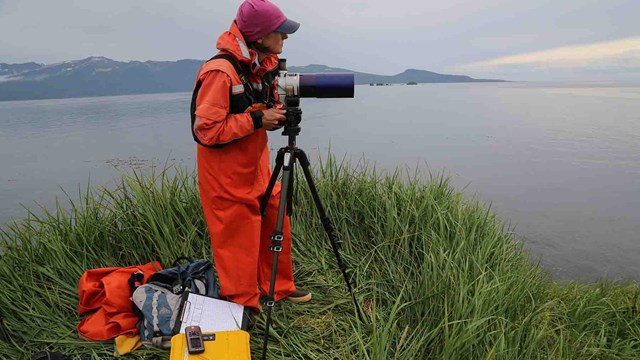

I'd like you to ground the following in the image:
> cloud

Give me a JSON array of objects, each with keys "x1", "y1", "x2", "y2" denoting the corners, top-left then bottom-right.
[{"x1": 458, "y1": 36, "x2": 640, "y2": 72}]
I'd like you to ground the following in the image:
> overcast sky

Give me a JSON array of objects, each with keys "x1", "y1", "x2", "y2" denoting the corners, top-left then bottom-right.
[{"x1": 1, "y1": 0, "x2": 639, "y2": 81}]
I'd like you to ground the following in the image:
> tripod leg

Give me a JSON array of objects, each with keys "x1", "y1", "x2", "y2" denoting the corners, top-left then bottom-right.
[
  {"x1": 287, "y1": 158, "x2": 294, "y2": 216},
  {"x1": 261, "y1": 151, "x2": 295, "y2": 360},
  {"x1": 295, "y1": 149, "x2": 365, "y2": 323},
  {"x1": 260, "y1": 148, "x2": 285, "y2": 216}
]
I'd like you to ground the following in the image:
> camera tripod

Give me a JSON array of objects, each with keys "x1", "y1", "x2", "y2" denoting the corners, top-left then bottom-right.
[{"x1": 259, "y1": 106, "x2": 364, "y2": 360}]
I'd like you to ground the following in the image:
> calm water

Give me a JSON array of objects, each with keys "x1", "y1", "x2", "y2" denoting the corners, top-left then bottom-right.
[{"x1": 1, "y1": 83, "x2": 639, "y2": 281}]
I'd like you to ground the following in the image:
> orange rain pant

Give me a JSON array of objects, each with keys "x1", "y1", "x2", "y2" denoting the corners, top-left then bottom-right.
[{"x1": 197, "y1": 130, "x2": 296, "y2": 311}]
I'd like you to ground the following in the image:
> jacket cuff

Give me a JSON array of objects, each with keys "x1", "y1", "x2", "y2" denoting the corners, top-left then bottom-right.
[{"x1": 251, "y1": 110, "x2": 263, "y2": 130}]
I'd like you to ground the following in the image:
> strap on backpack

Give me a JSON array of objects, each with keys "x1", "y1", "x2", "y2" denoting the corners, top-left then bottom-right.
[
  {"x1": 150, "y1": 336, "x2": 172, "y2": 350},
  {"x1": 190, "y1": 54, "x2": 257, "y2": 148},
  {"x1": 171, "y1": 256, "x2": 196, "y2": 267}
]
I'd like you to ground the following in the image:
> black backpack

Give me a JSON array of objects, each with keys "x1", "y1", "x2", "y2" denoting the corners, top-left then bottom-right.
[{"x1": 147, "y1": 257, "x2": 219, "y2": 297}]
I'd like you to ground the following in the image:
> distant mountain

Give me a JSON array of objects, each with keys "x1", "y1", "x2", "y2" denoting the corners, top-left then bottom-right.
[
  {"x1": 289, "y1": 64, "x2": 503, "y2": 84},
  {"x1": 0, "y1": 57, "x2": 505, "y2": 101},
  {"x1": 0, "y1": 57, "x2": 203, "y2": 101},
  {"x1": 0, "y1": 62, "x2": 43, "y2": 78}
]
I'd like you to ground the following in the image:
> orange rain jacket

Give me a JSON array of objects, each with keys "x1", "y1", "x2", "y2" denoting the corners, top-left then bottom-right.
[
  {"x1": 192, "y1": 21, "x2": 296, "y2": 311},
  {"x1": 77, "y1": 261, "x2": 161, "y2": 341}
]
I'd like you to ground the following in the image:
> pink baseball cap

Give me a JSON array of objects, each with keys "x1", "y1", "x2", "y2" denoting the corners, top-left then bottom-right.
[{"x1": 235, "y1": 0, "x2": 300, "y2": 42}]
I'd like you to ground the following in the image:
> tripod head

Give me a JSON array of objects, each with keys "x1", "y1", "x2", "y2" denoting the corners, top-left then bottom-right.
[{"x1": 282, "y1": 106, "x2": 302, "y2": 138}]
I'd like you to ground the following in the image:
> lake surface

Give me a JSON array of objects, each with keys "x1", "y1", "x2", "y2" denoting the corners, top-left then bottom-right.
[{"x1": 1, "y1": 83, "x2": 639, "y2": 281}]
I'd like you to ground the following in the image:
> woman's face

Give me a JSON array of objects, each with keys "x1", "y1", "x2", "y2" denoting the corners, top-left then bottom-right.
[{"x1": 257, "y1": 31, "x2": 288, "y2": 54}]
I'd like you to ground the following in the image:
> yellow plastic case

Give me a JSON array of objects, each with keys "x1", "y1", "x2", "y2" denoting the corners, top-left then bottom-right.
[{"x1": 169, "y1": 330, "x2": 251, "y2": 360}]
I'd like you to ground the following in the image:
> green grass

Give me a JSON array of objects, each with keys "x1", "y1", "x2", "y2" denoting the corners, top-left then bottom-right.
[{"x1": 1, "y1": 158, "x2": 639, "y2": 359}]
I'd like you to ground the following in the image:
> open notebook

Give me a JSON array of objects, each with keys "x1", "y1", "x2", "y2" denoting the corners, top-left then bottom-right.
[{"x1": 173, "y1": 292, "x2": 249, "y2": 333}]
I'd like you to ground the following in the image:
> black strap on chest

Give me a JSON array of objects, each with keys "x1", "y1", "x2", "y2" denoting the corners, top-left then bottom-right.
[
  {"x1": 190, "y1": 54, "x2": 250, "y2": 148},
  {"x1": 262, "y1": 67, "x2": 279, "y2": 104},
  {"x1": 214, "y1": 53, "x2": 257, "y2": 102}
]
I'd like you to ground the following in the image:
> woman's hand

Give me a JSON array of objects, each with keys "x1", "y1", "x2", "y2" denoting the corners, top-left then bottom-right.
[{"x1": 261, "y1": 108, "x2": 286, "y2": 130}]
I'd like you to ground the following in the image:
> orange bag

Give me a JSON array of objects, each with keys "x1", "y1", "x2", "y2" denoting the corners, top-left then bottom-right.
[{"x1": 77, "y1": 261, "x2": 161, "y2": 341}]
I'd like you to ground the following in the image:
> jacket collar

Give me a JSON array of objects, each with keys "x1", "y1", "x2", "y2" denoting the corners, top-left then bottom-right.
[{"x1": 216, "y1": 21, "x2": 279, "y2": 77}]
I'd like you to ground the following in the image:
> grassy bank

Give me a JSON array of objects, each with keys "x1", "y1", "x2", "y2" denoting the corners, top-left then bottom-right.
[{"x1": 0, "y1": 158, "x2": 638, "y2": 359}]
